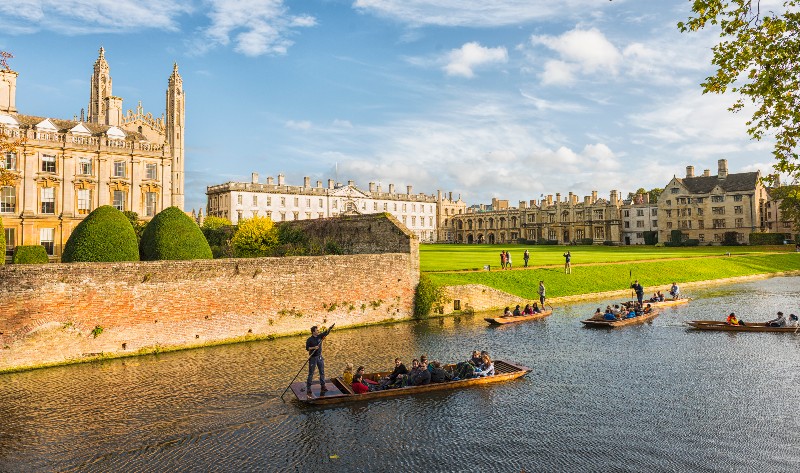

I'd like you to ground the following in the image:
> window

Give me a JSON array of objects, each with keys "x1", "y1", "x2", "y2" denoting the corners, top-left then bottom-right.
[
  {"x1": 319, "y1": 199, "x2": 323, "y2": 207},
  {"x1": 77, "y1": 189, "x2": 92, "y2": 215},
  {"x1": 294, "y1": 197, "x2": 299, "y2": 207},
  {"x1": 712, "y1": 207, "x2": 725, "y2": 215},
  {"x1": 281, "y1": 197, "x2": 286, "y2": 207},
  {"x1": 4, "y1": 227, "x2": 14, "y2": 256},
  {"x1": 113, "y1": 190, "x2": 126, "y2": 211},
  {"x1": 636, "y1": 209, "x2": 644, "y2": 217},
  {"x1": 636, "y1": 233, "x2": 643, "y2": 239},
  {"x1": 2, "y1": 152, "x2": 16, "y2": 170},
  {"x1": 594, "y1": 227, "x2": 605, "y2": 239},
  {"x1": 666, "y1": 222, "x2": 673, "y2": 229},
  {"x1": 714, "y1": 233, "x2": 721, "y2": 242},
  {"x1": 697, "y1": 208, "x2": 704, "y2": 216},
  {"x1": 237, "y1": 195, "x2": 243, "y2": 205},
  {"x1": 40, "y1": 187, "x2": 55, "y2": 214},
  {"x1": 113, "y1": 161, "x2": 126, "y2": 178},
  {"x1": 711, "y1": 195, "x2": 724, "y2": 203},
  {"x1": 145, "y1": 192, "x2": 157, "y2": 217},
  {"x1": 373, "y1": 202, "x2": 378, "y2": 211},
  {"x1": 41, "y1": 154, "x2": 56, "y2": 173},
  {"x1": 666, "y1": 210, "x2": 672, "y2": 218},
  {"x1": 0, "y1": 186, "x2": 15, "y2": 213},
  {"x1": 671, "y1": 188, "x2": 679, "y2": 194},
  {"x1": 306, "y1": 199, "x2": 311, "y2": 208},
  {"x1": 332, "y1": 200, "x2": 337, "y2": 209},
  {"x1": 411, "y1": 216, "x2": 416, "y2": 226},
  {"x1": 40, "y1": 228, "x2": 54, "y2": 256},
  {"x1": 252, "y1": 195, "x2": 258, "y2": 206},
  {"x1": 699, "y1": 234, "x2": 705, "y2": 242},
  {"x1": 636, "y1": 220, "x2": 645, "y2": 228},
  {"x1": 696, "y1": 197, "x2": 704, "y2": 204},
  {"x1": 698, "y1": 220, "x2": 705, "y2": 229},
  {"x1": 713, "y1": 219, "x2": 726, "y2": 229},
  {"x1": 652, "y1": 220, "x2": 658, "y2": 227},
  {"x1": 383, "y1": 203, "x2": 388, "y2": 211},
  {"x1": 666, "y1": 200, "x2": 671, "y2": 206},
  {"x1": 624, "y1": 221, "x2": 630, "y2": 228},
  {"x1": 393, "y1": 203, "x2": 397, "y2": 211},
  {"x1": 403, "y1": 204, "x2": 407, "y2": 212},
  {"x1": 734, "y1": 206, "x2": 743, "y2": 214},
  {"x1": 623, "y1": 210, "x2": 630, "y2": 217},
  {"x1": 145, "y1": 163, "x2": 157, "y2": 180},
  {"x1": 266, "y1": 197, "x2": 272, "y2": 206},
  {"x1": 78, "y1": 158, "x2": 92, "y2": 176},
  {"x1": 735, "y1": 218, "x2": 743, "y2": 227},
  {"x1": 734, "y1": 195, "x2": 743, "y2": 202}
]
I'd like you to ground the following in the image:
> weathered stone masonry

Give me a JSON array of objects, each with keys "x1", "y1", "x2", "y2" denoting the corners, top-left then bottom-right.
[{"x1": 0, "y1": 214, "x2": 419, "y2": 372}]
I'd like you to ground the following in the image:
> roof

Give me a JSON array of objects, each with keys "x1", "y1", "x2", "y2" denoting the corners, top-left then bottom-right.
[
  {"x1": 11, "y1": 113, "x2": 148, "y2": 141},
  {"x1": 676, "y1": 171, "x2": 760, "y2": 194}
]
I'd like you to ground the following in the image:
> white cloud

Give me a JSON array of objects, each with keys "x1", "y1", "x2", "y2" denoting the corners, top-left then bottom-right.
[
  {"x1": 531, "y1": 27, "x2": 623, "y2": 83},
  {"x1": 285, "y1": 120, "x2": 312, "y2": 130},
  {"x1": 332, "y1": 119, "x2": 353, "y2": 128},
  {"x1": 353, "y1": 0, "x2": 610, "y2": 27},
  {"x1": 444, "y1": 42, "x2": 507, "y2": 78}
]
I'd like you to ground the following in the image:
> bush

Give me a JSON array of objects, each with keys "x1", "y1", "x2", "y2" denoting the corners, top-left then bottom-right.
[
  {"x1": 684, "y1": 239, "x2": 700, "y2": 247},
  {"x1": 123, "y1": 211, "x2": 147, "y2": 243},
  {"x1": 723, "y1": 232, "x2": 740, "y2": 246},
  {"x1": 578, "y1": 238, "x2": 594, "y2": 245},
  {"x1": 749, "y1": 232, "x2": 787, "y2": 245},
  {"x1": 670, "y1": 230, "x2": 686, "y2": 244},
  {"x1": 140, "y1": 206, "x2": 212, "y2": 261},
  {"x1": 231, "y1": 216, "x2": 278, "y2": 257},
  {"x1": 202, "y1": 224, "x2": 235, "y2": 258},
  {"x1": 536, "y1": 239, "x2": 558, "y2": 245},
  {"x1": 13, "y1": 245, "x2": 49, "y2": 264},
  {"x1": 0, "y1": 216, "x2": 4, "y2": 265},
  {"x1": 643, "y1": 231, "x2": 658, "y2": 245},
  {"x1": 414, "y1": 274, "x2": 447, "y2": 319},
  {"x1": 62, "y1": 206, "x2": 139, "y2": 262}
]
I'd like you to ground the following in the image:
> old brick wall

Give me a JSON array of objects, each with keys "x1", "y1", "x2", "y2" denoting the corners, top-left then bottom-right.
[{"x1": 0, "y1": 214, "x2": 419, "y2": 372}]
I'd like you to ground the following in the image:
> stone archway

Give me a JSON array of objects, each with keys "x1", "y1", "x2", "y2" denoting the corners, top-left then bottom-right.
[
  {"x1": 467, "y1": 234, "x2": 474, "y2": 244},
  {"x1": 488, "y1": 233, "x2": 495, "y2": 244}
]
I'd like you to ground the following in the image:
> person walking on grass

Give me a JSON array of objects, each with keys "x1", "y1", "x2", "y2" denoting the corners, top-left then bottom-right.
[
  {"x1": 524, "y1": 249, "x2": 530, "y2": 268},
  {"x1": 506, "y1": 251, "x2": 512, "y2": 270},
  {"x1": 500, "y1": 251, "x2": 505, "y2": 270},
  {"x1": 538, "y1": 281, "x2": 546, "y2": 307},
  {"x1": 563, "y1": 251, "x2": 571, "y2": 274}
]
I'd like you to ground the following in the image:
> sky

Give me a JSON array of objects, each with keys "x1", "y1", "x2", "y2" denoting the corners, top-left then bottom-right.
[{"x1": 0, "y1": 0, "x2": 781, "y2": 212}]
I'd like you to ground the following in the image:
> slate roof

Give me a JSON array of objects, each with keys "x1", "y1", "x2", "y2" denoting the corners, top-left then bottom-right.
[
  {"x1": 677, "y1": 172, "x2": 760, "y2": 194},
  {"x1": 10, "y1": 113, "x2": 148, "y2": 141}
]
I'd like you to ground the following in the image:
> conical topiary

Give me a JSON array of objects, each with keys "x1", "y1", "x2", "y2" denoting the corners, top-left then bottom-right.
[
  {"x1": 62, "y1": 205, "x2": 140, "y2": 262},
  {"x1": 139, "y1": 206, "x2": 212, "y2": 261}
]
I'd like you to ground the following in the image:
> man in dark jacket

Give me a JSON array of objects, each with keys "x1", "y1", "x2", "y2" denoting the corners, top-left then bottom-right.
[
  {"x1": 631, "y1": 280, "x2": 644, "y2": 305},
  {"x1": 429, "y1": 361, "x2": 450, "y2": 383}
]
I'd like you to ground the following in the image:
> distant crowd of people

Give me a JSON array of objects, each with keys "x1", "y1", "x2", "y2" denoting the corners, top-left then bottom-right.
[{"x1": 590, "y1": 301, "x2": 654, "y2": 321}]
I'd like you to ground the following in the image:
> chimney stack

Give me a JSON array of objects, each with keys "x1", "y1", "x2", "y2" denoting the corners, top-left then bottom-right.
[
  {"x1": 530, "y1": 199, "x2": 537, "y2": 208},
  {"x1": 251, "y1": 172, "x2": 259, "y2": 184},
  {"x1": 316, "y1": 180, "x2": 322, "y2": 188},
  {"x1": 104, "y1": 96, "x2": 123, "y2": 126},
  {"x1": 555, "y1": 193, "x2": 561, "y2": 204},
  {"x1": 407, "y1": 185, "x2": 412, "y2": 195},
  {"x1": 644, "y1": 193, "x2": 650, "y2": 204},
  {"x1": 718, "y1": 159, "x2": 728, "y2": 179},
  {"x1": 370, "y1": 182, "x2": 376, "y2": 192},
  {"x1": 389, "y1": 184, "x2": 395, "y2": 194},
  {"x1": 703, "y1": 169, "x2": 710, "y2": 177},
  {"x1": 277, "y1": 173, "x2": 285, "y2": 186},
  {"x1": 267, "y1": 176, "x2": 274, "y2": 185},
  {"x1": 591, "y1": 191, "x2": 598, "y2": 203},
  {"x1": 328, "y1": 179, "x2": 334, "y2": 189},
  {"x1": 348, "y1": 180, "x2": 354, "y2": 187},
  {"x1": 611, "y1": 190, "x2": 619, "y2": 205},
  {"x1": 0, "y1": 69, "x2": 19, "y2": 113},
  {"x1": 686, "y1": 166, "x2": 695, "y2": 178},
  {"x1": 519, "y1": 201, "x2": 527, "y2": 209},
  {"x1": 584, "y1": 196, "x2": 591, "y2": 205},
  {"x1": 546, "y1": 195, "x2": 553, "y2": 205},
  {"x1": 377, "y1": 184, "x2": 382, "y2": 193},
  {"x1": 304, "y1": 176, "x2": 311, "y2": 187}
]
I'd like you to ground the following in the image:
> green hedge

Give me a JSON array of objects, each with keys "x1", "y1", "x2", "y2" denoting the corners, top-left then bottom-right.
[
  {"x1": 414, "y1": 274, "x2": 446, "y2": 319},
  {"x1": 0, "y1": 217, "x2": 5, "y2": 265},
  {"x1": 140, "y1": 206, "x2": 212, "y2": 261},
  {"x1": 749, "y1": 232, "x2": 787, "y2": 245},
  {"x1": 62, "y1": 206, "x2": 140, "y2": 262},
  {"x1": 643, "y1": 231, "x2": 658, "y2": 245},
  {"x1": 13, "y1": 245, "x2": 49, "y2": 264}
]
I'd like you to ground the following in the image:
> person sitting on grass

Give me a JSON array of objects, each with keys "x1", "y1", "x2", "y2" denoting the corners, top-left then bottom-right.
[
  {"x1": 726, "y1": 312, "x2": 745, "y2": 326},
  {"x1": 351, "y1": 373, "x2": 369, "y2": 394}
]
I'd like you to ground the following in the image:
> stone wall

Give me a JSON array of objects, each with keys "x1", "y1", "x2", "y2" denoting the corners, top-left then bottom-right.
[{"x1": 0, "y1": 214, "x2": 419, "y2": 372}]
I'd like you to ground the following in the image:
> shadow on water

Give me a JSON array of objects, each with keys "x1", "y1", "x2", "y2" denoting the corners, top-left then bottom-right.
[{"x1": 1, "y1": 276, "x2": 800, "y2": 472}]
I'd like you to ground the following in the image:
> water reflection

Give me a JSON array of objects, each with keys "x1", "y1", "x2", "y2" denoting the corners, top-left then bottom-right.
[{"x1": 1, "y1": 276, "x2": 800, "y2": 472}]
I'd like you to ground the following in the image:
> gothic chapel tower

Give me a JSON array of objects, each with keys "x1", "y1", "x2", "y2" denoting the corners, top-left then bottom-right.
[
  {"x1": 166, "y1": 63, "x2": 185, "y2": 209},
  {"x1": 87, "y1": 47, "x2": 111, "y2": 124}
]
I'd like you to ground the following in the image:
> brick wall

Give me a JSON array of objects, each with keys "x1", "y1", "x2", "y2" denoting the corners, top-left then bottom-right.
[{"x1": 0, "y1": 214, "x2": 419, "y2": 372}]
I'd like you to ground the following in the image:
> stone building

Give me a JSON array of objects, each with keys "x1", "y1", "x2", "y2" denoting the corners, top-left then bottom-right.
[
  {"x1": 436, "y1": 190, "x2": 467, "y2": 242},
  {"x1": 449, "y1": 191, "x2": 623, "y2": 245},
  {"x1": 206, "y1": 172, "x2": 463, "y2": 242},
  {"x1": 621, "y1": 192, "x2": 659, "y2": 245},
  {"x1": 762, "y1": 179, "x2": 797, "y2": 237},
  {"x1": 0, "y1": 48, "x2": 185, "y2": 262},
  {"x1": 658, "y1": 160, "x2": 766, "y2": 244}
]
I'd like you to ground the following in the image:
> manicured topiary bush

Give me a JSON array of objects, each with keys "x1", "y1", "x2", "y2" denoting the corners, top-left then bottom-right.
[
  {"x1": 139, "y1": 206, "x2": 212, "y2": 261},
  {"x1": 12, "y1": 245, "x2": 49, "y2": 264},
  {"x1": 62, "y1": 205, "x2": 140, "y2": 262}
]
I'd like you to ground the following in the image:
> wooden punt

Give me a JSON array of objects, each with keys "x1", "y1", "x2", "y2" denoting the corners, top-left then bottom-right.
[
  {"x1": 687, "y1": 321, "x2": 800, "y2": 333},
  {"x1": 289, "y1": 360, "x2": 531, "y2": 405},
  {"x1": 646, "y1": 298, "x2": 690, "y2": 308},
  {"x1": 485, "y1": 309, "x2": 553, "y2": 325},
  {"x1": 581, "y1": 309, "x2": 660, "y2": 328}
]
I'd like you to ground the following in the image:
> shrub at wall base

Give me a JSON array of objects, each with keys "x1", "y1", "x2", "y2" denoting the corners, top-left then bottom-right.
[
  {"x1": 140, "y1": 207, "x2": 212, "y2": 261},
  {"x1": 62, "y1": 206, "x2": 140, "y2": 262},
  {"x1": 13, "y1": 245, "x2": 49, "y2": 264}
]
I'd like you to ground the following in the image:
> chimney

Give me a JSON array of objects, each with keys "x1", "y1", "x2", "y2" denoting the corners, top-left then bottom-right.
[
  {"x1": 492, "y1": 198, "x2": 499, "y2": 209},
  {"x1": 377, "y1": 184, "x2": 382, "y2": 193},
  {"x1": 686, "y1": 166, "x2": 695, "y2": 178},
  {"x1": 591, "y1": 191, "x2": 598, "y2": 203},
  {"x1": 611, "y1": 190, "x2": 619, "y2": 205},
  {"x1": 278, "y1": 173, "x2": 285, "y2": 186},
  {"x1": 437, "y1": 190, "x2": 442, "y2": 200},
  {"x1": 304, "y1": 176, "x2": 310, "y2": 187},
  {"x1": 546, "y1": 195, "x2": 553, "y2": 205},
  {"x1": 703, "y1": 169, "x2": 710, "y2": 177},
  {"x1": 316, "y1": 180, "x2": 322, "y2": 188},
  {"x1": 449, "y1": 192, "x2": 453, "y2": 201},
  {"x1": 267, "y1": 176, "x2": 274, "y2": 185},
  {"x1": 529, "y1": 199, "x2": 536, "y2": 207},
  {"x1": 328, "y1": 179, "x2": 334, "y2": 189},
  {"x1": 570, "y1": 192, "x2": 578, "y2": 205},
  {"x1": 104, "y1": 96, "x2": 123, "y2": 126},
  {"x1": 370, "y1": 182, "x2": 376, "y2": 192},
  {"x1": 251, "y1": 172, "x2": 259, "y2": 184},
  {"x1": 555, "y1": 193, "x2": 561, "y2": 204},
  {"x1": 0, "y1": 69, "x2": 19, "y2": 113},
  {"x1": 718, "y1": 159, "x2": 728, "y2": 179},
  {"x1": 519, "y1": 201, "x2": 527, "y2": 209},
  {"x1": 348, "y1": 180, "x2": 354, "y2": 187},
  {"x1": 389, "y1": 184, "x2": 395, "y2": 194},
  {"x1": 407, "y1": 185, "x2": 412, "y2": 195},
  {"x1": 644, "y1": 193, "x2": 650, "y2": 204},
  {"x1": 584, "y1": 196, "x2": 591, "y2": 205}
]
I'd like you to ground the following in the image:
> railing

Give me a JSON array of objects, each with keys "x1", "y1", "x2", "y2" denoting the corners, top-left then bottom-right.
[{"x1": 2, "y1": 128, "x2": 165, "y2": 153}]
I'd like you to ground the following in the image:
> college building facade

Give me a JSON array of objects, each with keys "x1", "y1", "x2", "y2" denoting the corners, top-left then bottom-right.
[{"x1": 0, "y1": 48, "x2": 185, "y2": 262}]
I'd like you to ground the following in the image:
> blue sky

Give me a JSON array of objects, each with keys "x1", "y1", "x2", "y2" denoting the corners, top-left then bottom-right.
[{"x1": 0, "y1": 0, "x2": 778, "y2": 212}]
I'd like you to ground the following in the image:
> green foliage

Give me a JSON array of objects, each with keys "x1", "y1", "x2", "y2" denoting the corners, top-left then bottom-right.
[
  {"x1": 750, "y1": 232, "x2": 788, "y2": 245},
  {"x1": 12, "y1": 245, "x2": 49, "y2": 264},
  {"x1": 202, "y1": 216, "x2": 232, "y2": 231},
  {"x1": 201, "y1": 220, "x2": 235, "y2": 259},
  {"x1": 679, "y1": 1, "x2": 800, "y2": 181},
  {"x1": 770, "y1": 185, "x2": 800, "y2": 232},
  {"x1": 0, "y1": 216, "x2": 4, "y2": 265},
  {"x1": 231, "y1": 216, "x2": 278, "y2": 257},
  {"x1": 670, "y1": 230, "x2": 685, "y2": 244},
  {"x1": 91, "y1": 325, "x2": 104, "y2": 338},
  {"x1": 648, "y1": 188, "x2": 664, "y2": 203},
  {"x1": 643, "y1": 231, "x2": 659, "y2": 245},
  {"x1": 139, "y1": 206, "x2": 212, "y2": 261},
  {"x1": 723, "y1": 232, "x2": 740, "y2": 246},
  {"x1": 123, "y1": 211, "x2": 147, "y2": 243},
  {"x1": 62, "y1": 206, "x2": 139, "y2": 262},
  {"x1": 414, "y1": 274, "x2": 447, "y2": 319}
]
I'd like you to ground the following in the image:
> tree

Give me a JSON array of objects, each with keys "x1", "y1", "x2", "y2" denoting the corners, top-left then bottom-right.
[
  {"x1": 62, "y1": 205, "x2": 140, "y2": 262},
  {"x1": 770, "y1": 185, "x2": 800, "y2": 231},
  {"x1": 201, "y1": 216, "x2": 232, "y2": 231},
  {"x1": 0, "y1": 128, "x2": 23, "y2": 187},
  {"x1": 230, "y1": 216, "x2": 278, "y2": 257},
  {"x1": 139, "y1": 206, "x2": 213, "y2": 261},
  {"x1": 648, "y1": 187, "x2": 664, "y2": 203},
  {"x1": 201, "y1": 216, "x2": 234, "y2": 258},
  {"x1": 679, "y1": 1, "x2": 800, "y2": 183}
]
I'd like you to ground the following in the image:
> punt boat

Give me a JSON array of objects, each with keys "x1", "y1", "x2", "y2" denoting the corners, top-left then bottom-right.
[
  {"x1": 290, "y1": 360, "x2": 531, "y2": 405},
  {"x1": 485, "y1": 309, "x2": 553, "y2": 325},
  {"x1": 581, "y1": 309, "x2": 660, "y2": 328},
  {"x1": 686, "y1": 321, "x2": 800, "y2": 333}
]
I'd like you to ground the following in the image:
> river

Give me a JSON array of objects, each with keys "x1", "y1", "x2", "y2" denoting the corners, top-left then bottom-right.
[{"x1": 2, "y1": 276, "x2": 800, "y2": 472}]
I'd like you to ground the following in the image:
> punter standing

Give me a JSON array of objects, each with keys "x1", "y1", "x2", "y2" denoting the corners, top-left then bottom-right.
[
  {"x1": 631, "y1": 280, "x2": 644, "y2": 305},
  {"x1": 538, "y1": 280, "x2": 546, "y2": 307},
  {"x1": 306, "y1": 324, "x2": 334, "y2": 398}
]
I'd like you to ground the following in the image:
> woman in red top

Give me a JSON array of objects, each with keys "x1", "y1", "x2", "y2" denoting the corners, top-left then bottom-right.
[{"x1": 352, "y1": 373, "x2": 369, "y2": 394}]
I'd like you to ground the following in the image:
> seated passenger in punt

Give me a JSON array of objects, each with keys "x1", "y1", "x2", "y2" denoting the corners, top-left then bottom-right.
[
  {"x1": 356, "y1": 366, "x2": 379, "y2": 390},
  {"x1": 429, "y1": 361, "x2": 452, "y2": 383},
  {"x1": 342, "y1": 362, "x2": 354, "y2": 385},
  {"x1": 473, "y1": 353, "x2": 495, "y2": 377},
  {"x1": 513, "y1": 305, "x2": 522, "y2": 317},
  {"x1": 523, "y1": 304, "x2": 533, "y2": 315},
  {"x1": 351, "y1": 373, "x2": 370, "y2": 394},
  {"x1": 503, "y1": 307, "x2": 513, "y2": 317},
  {"x1": 767, "y1": 312, "x2": 787, "y2": 327},
  {"x1": 789, "y1": 314, "x2": 800, "y2": 327},
  {"x1": 470, "y1": 351, "x2": 483, "y2": 366},
  {"x1": 591, "y1": 308, "x2": 604, "y2": 321},
  {"x1": 411, "y1": 360, "x2": 431, "y2": 386},
  {"x1": 603, "y1": 308, "x2": 618, "y2": 321},
  {"x1": 643, "y1": 304, "x2": 653, "y2": 314},
  {"x1": 531, "y1": 302, "x2": 542, "y2": 314},
  {"x1": 726, "y1": 312, "x2": 745, "y2": 326}
]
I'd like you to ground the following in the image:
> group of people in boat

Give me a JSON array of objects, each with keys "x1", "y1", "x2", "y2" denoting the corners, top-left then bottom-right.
[
  {"x1": 343, "y1": 351, "x2": 496, "y2": 395},
  {"x1": 590, "y1": 301, "x2": 654, "y2": 321},
  {"x1": 726, "y1": 311, "x2": 800, "y2": 327},
  {"x1": 502, "y1": 303, "x2": 544, "y2": 317}
]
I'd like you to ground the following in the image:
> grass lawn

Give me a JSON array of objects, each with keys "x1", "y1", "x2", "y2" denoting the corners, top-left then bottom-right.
[
  {"x1": 419, "y1": 243, "x2": 791, "y2": 272},
  {"x1": 425, "y1": 253, "x2": 800, "y2": 300}
]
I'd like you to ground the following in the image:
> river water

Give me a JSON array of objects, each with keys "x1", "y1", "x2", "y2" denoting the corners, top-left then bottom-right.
[{"x1": 2, "y1": 276, "x2": 800, "y2": 472}]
